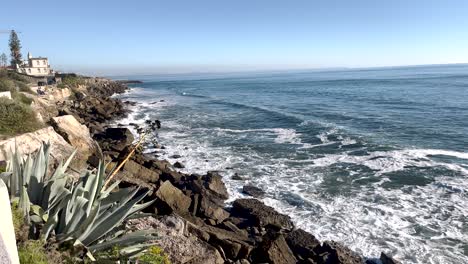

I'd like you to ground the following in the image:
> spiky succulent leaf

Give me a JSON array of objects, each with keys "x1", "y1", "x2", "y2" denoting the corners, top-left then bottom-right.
[{"x1": 81, "y1": 189, "x2": 149, "y2": 246}]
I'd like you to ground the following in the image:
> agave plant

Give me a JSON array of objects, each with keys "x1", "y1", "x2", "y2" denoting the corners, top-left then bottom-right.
[{"x1": 1, "y1": 142, "x2": 158, "y2": 261}]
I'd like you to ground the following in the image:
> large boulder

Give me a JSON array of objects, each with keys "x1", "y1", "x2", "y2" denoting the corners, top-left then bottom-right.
[
  {"x1": 315, "y1": 241, "x2": 365, "y2": 264},
  {"x1": 252, "y1": 233, "x2": 297, "y2": 264},
  {"x1": 156, "y1": 181, "x2": 192, "y2": 215},
  {"x1": 51, "y1": 115, "x2": 96, "y2": 167},
  {"x1": 197, "y1": 196, "x2": 230, "y2": 224},
  {"x1": 242, "y1": 185, "x2": 265, "y2": 198},
  {"x1": 126, "y1": 216, "x2": 224, "y2": 264},
  {"x1": 123, "y1": 160, "x2": 160, "y2": 183},
  {"x1": 204, "y1": 171, "x2": 229, "y2": 200},
  {"x1": 95, "y1": 127, "x2": 134, "y2": 151},
  {"x1": 0, "y1": 126, "x2": 74, "y2": 167},
  {"x1": 231, "y1": 199, "x2": 294, "y2": 230},
  {"x1": 380, "y1": 253, "x2": 401, "y2": 264},
  {"x1": 286, "y1": 229, "x2": 321, "y2": 261}
]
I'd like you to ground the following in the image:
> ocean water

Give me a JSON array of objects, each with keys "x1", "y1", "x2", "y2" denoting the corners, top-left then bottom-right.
[{"x1": 114, "y1": 65, "x2": 468, "y2": 264}]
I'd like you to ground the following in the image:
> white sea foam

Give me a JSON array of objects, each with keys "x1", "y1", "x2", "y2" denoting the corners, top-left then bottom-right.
[
  {"x1": 311, "y1": 149, "x2": 468, "y2": 175},
  {"x1": 116, "y1": 87, "x2": 468, "y2": 264}
]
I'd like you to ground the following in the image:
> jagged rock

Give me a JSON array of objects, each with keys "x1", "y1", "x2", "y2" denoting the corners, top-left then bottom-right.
[
  {"x1": 123, "y1": 160, "x2": 160, "y2": 183},
  {"x1": 242, "y1": 185, "x2": 265, "y2": 197},
  {"x1": 252, "y1": 233, "x2": 297, "y2": 264},
  {"x1": 231, "y1": 173, "x2": 244, "y2": 180},
  {"x1": 204, "y1": 171, "x2": 229, "y2": 200},
  {"x1": 198, "y1": 196, "x2": 229, "y2": 223},
  {"x1": 50, "y1": 115, "x2": 96, "y2": 167},
  {"x1": 95, "y1": 127, "x2": 134, "y2": 151},
  {"x1": 380, "y1": 252, "x2": 401, "y2": 264},
  {"x1": 315, "y1": 241, "x2": 365, "y2": 264},
  {"x1": 171, "y1": 154, "x2": 182, "y2": 159},
  {"x1": 286, "y1": 229, "x2": 321, "y2": 260},
  {"x1": 156, "y1": 181, "x2": 192, "y2": 215},
  {"x1": 174, "y1": 161, "x2": 185, "y2": 168},
  {"x1": 231, "y1": 199, "x2": 294, "y2": 230},
  {"x1": 161, "y1": 169, "x2": 184, "y2": 184},
  {"x1": 127, "y1": 216, "x2": 224, "y2": 264},
  {"x1": 0, "y1": 126, "x2": 74, "y2": 167}
]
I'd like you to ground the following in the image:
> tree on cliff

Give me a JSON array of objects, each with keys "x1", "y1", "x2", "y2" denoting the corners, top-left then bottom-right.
[
  {"x1": 9, "y1": 30, "x2": 22, "y2": 66},
  {"x1": 0, "y1": 53, "x2": 7, "y2": 67}
]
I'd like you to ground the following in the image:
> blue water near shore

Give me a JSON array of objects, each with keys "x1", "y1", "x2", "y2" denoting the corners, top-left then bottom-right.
[{"x1": 115, "y1": 64, "x2": 468, "y2": 264}]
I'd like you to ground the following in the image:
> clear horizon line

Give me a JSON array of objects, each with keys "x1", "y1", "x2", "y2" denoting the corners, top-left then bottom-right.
[{"x1": 99, "y1": 62, "x2": 468, "y2": 78}]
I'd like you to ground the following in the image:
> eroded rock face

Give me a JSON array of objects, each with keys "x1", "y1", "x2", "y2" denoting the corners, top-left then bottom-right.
[
  {"x1": 204, "y1": 171, "x2": 229, "y2": 200},
  {"x1": 379, "y1": 252, "x2": 401, "y2": 264},
  {"x1": 127, "y1": 216, "x2": 224, "y2": 264},
  {"x1": 156, "y1": 181, "x2": 192, "y2": 215},
  {"x1": 316, "y1": 241, "x2": 365, "y2": 264},
  {"x1": 242, "y1": 185, "x2": 265, "y2": 197},
  {"x1": 51, "y1": 115, "x2": 96, "y2": 167},
  {"x1": 286, "y1": 229, "x2": 321, "y2": 261},
  {"x1": 252, "y1": 233, "x2": 297, "y2": 264},
  {"x1": 0, "y1": 126, "x2": 74, "y2": 166},
  {"x1": 231, "y1": 198, "x2": 294, "y2": 230},
  {"x1": 95, "y1": 127, "x2": 134, "y2": 151}
]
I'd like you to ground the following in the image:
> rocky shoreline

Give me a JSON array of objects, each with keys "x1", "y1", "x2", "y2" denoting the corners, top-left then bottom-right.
[
  {"x1": 1, "y1": 76, "x2": 401, "y2": 264},
  {"x1": 70, "y1": 79, "x2": 400, "y2": 264}
]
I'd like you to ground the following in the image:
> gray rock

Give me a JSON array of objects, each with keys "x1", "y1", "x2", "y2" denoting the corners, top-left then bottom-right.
[
  {"x1": 174, "y1": 161, "x2": 185, "y2": 168},
  {"x1": 316, "y1": 241, "x2": 365, "y2": 264},
  {"x1": 380, "y1": 252, "x2": 401, "y2": 264},
  {"x1": 253, "y1": 234, "x2": 297, "y2": 264},
  {"x1": 242, "y1": 185, "x2": 265, "y2": 197},
  {"x1": 232, "y1": 199, "x2": 294, "y2": 230},
  {"x1": 286, "y1": 228, "x2": 321, "y2": 260},
  {"x1": 156, "y1": 181, "x2": 192, "y2": 215}
]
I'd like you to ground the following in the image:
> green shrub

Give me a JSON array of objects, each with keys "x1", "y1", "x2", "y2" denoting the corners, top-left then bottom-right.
[
  {"x1": 18, "y1": 240, "x2": 49, "y2": 264},
  {"x1": 0, "y1": 97, "x2": 42, "y2": 136},
  {"x1": 7, "y1": 71, "x2": 29, "y2": 83},
  {"x1": 0, "y1": 78, "x2": 15, "y2": 92},
  {"x1": 61, "y1": 76, "x2": 86, "y2": 88},
  {"x1": 13, "y1": 92, "x2": 34, "y2": 105},
  {"x1": 17, "y1": 81, "x2": 34, "y2": 94},
  {"x1": 137, "y1": 246, "x2": 171, "y2": 264}
]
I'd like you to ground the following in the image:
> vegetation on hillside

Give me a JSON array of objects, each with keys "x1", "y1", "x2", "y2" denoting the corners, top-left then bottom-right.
[
  {"x1": 0, "y1": 69, "x2": 41, "y2": 136},
  {"x1": 0, "y1": 97, "x2": 42, "y2": 136},
  {"x1": 0, "y1": 143, "x2": 169, "y2": 263},
  {"x1": 58, "y1": 75, "x2": 87, "y2": 89}
]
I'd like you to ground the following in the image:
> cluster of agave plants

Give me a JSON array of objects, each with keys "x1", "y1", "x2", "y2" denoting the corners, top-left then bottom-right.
[{"x1": 0, "y1": 142, "x2": 159, "y2": 262}]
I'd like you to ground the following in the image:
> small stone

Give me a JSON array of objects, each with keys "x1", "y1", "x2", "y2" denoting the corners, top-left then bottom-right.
[
  {"x1": 174, "y1": 161, "x2": 185, "y2": 168},
  {"x1": 242, "y1": 185, "x2": 265, "y2": 197}
]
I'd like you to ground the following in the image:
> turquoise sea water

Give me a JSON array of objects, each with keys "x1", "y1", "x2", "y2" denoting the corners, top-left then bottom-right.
[{"x1": 116, "y1": 64, "x2": 468, "y2": 263}]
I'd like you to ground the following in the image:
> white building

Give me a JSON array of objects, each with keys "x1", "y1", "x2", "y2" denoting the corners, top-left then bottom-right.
[{"x1": 16, "y1": 52, "x2": 54, "y2": 77}]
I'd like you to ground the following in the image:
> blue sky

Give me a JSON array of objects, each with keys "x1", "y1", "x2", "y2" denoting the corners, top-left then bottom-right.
[{"x1": 1, "y1": 0, "x2": 467, "y2": 75}]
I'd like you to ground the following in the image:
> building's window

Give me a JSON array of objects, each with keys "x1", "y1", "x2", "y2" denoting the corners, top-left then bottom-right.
[
  {"x1": 28, "y1": 69, "x2": 31, "y2": 73},
  {"x1": 43, "y1": 60, "x2": 45, "y2": 65},
  {"x1": 38, "y1": 68, "x2": 41, "y2": 73}
]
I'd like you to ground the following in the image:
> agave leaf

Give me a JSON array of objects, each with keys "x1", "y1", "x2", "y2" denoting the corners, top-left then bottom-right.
[
  {"x1": 61, "y1": 196, "x2": 89, "y2": 236},
  {"x1": 127, "y1": 200, "x2": 154, "y2": 216},
  {"x1": 10, "y1": 145, "x2": 22, "y2": 198},
  {"x1": 31, "y1": 204, "x2": 49, "y2": 222},
  {"x1": 88, "y1": 229, "x2": 158, "y2": 253},
  {"x1": 18, "y1": 186, "x2": 30, "y2": 223},
  {"x1": 0, "y1": 172, "x2": 12, "y2": 183},
  {"x1": 30, "y1": 214, "x2": 44, "y2": 224},
  {"x1": 65, "y1": 203, "x2": 101, "y2": 243},
  {"x1": 99, "y1": 180, "x2": 121, "y2": 200},
  {"x1": 81, "y1": 189, "x2": 149, "y2": 246},
  {"x1": 119, "y1": 243, "x2": 158, "y2": 258},
  {"x1": 50, "y1": 149, "x2": 77, "y2": 180}
]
